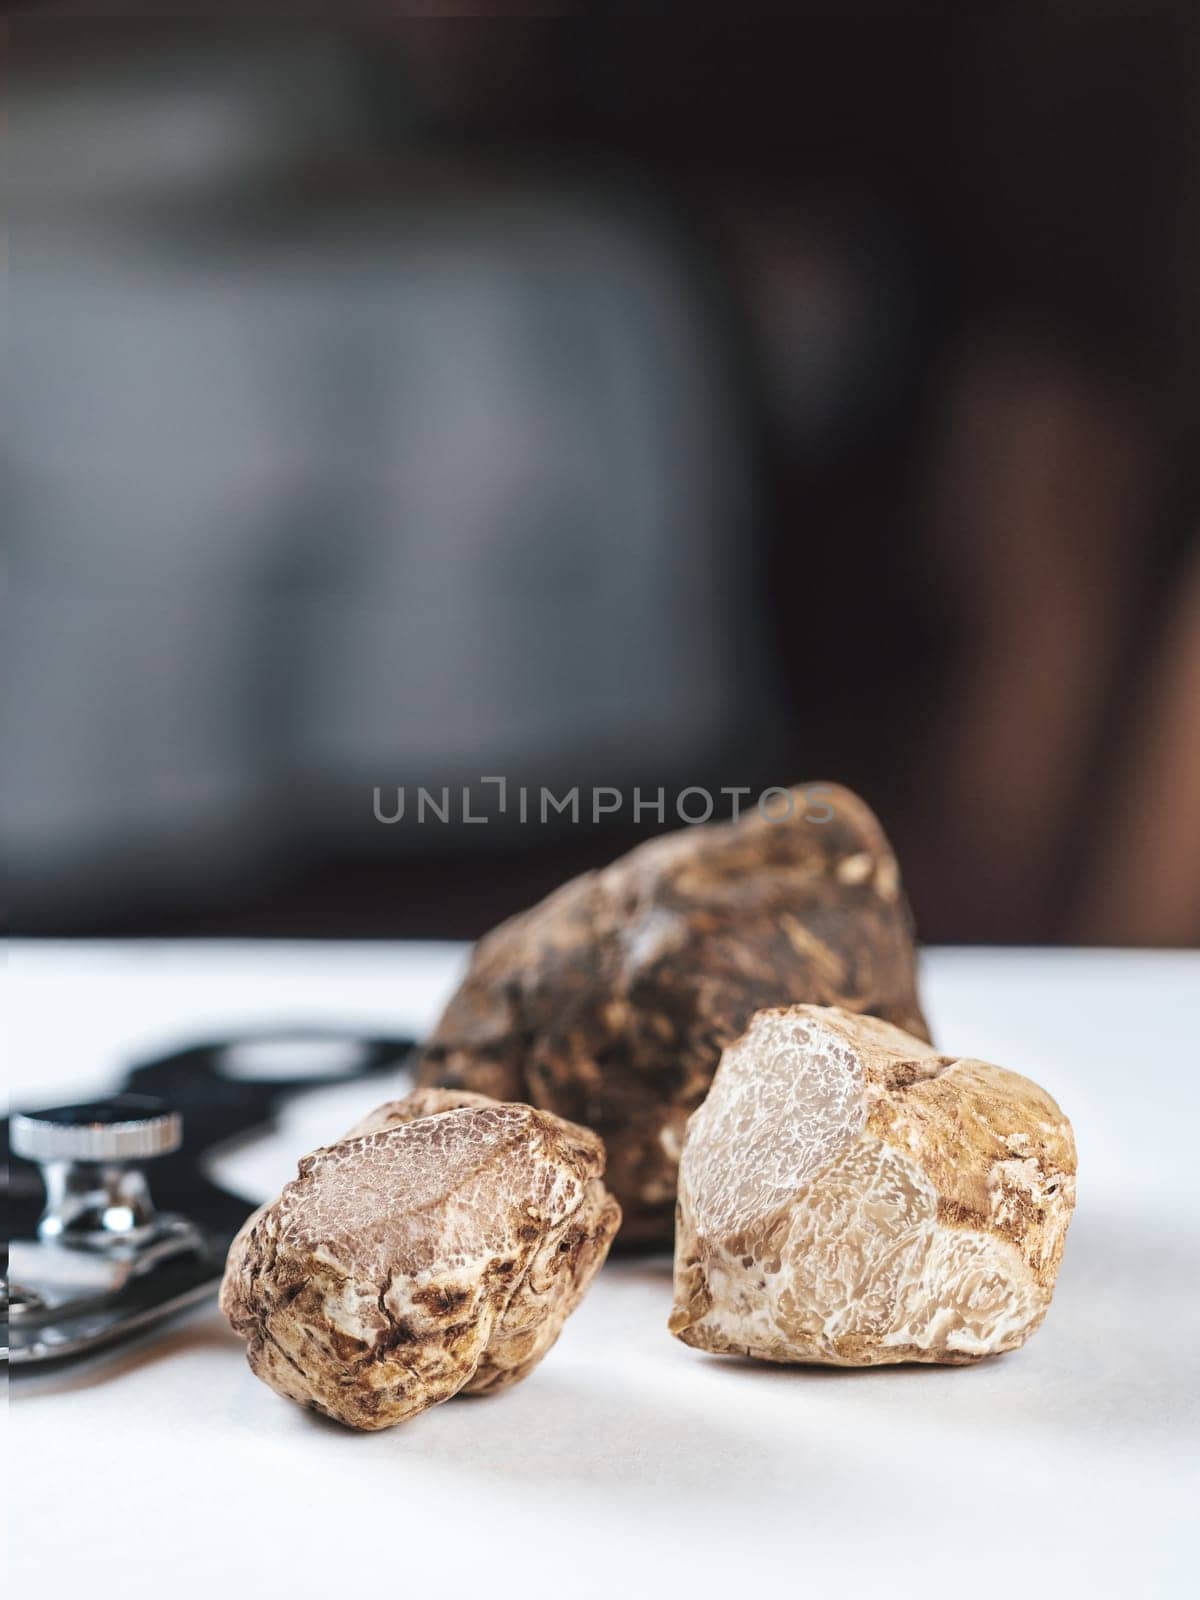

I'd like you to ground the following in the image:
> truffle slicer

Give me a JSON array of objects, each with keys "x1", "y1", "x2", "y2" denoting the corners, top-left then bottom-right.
[{"x1": 4, "y1": 1029, "x2": 416, "y2": 1367}]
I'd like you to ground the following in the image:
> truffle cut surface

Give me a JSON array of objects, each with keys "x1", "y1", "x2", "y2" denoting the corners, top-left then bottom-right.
[
  {"x1": 670, "y1": 1006, "x2": 1076, "y2": 1364},
  {"x1": 221, "y1": 1089, "x2": 621, "y2": 1429}
]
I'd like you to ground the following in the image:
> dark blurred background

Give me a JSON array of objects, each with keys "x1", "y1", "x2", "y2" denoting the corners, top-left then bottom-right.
[{"x1": 4, "y1": 10, "x2": 1199, "y2": 947}]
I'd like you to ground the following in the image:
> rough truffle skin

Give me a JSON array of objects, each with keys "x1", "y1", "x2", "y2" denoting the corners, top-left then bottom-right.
[
  {"x1": 670, "y1": 1005, "x2": 1076, "y2": 1365},
  {"x1": 418, "y1": 784, "x2": 927, "y2": 1246},
  {"x1": 220, "y1": 1090, "x2": 621, "y2": 1430}
]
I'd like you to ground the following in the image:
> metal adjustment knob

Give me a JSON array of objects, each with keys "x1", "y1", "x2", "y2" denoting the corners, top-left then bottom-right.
[{"x1": 10, "y1": 1094, "x2": 183, "y2": 1248}]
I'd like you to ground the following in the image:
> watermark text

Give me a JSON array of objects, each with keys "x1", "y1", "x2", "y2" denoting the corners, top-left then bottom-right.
[{"x1": 371, "y1": 781, "x2": 835, "y2": 828}]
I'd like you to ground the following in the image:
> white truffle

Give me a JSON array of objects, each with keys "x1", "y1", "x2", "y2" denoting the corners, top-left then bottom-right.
[
  {"x1": 670, "y1": 1006, "x2": 1076, "y2": 1365},
  {"x1": 419, "y1": 783, "x2": 928, "y2": 1246},
  {"x1": 221, "y1": 1089, "x2": 621, "y2": 1429}
]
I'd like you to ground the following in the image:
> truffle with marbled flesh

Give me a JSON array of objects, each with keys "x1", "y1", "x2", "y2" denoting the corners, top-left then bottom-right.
[
  {"x1": 670, "y1": 1005, "x2": 1076, "y2": 1364},
  {"x1": 221, "y1": 1089, "x2": 621, "y2": 1429}
]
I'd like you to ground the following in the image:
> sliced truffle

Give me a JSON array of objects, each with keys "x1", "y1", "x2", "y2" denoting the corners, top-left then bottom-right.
[
  {"x1": 221, "y1": 1089, "x2": 621, "y2": 1429},
  {"x1": 670, "y1": 1005, "x2": 1076, "y2": 1364},
  {"x1": 419, "y1": 783, "x2": 927, "y2": 1245}
]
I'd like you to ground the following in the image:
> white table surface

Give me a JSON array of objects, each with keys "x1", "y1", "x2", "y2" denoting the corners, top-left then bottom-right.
[{"x1": 6, "y1": 941, "x2": 1199, "y2": 1599}]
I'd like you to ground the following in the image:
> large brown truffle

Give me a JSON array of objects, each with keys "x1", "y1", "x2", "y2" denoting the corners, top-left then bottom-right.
[
  {"x1": 221, "y1": 1088, "x2": 621, "y2": 1430},
  {"x1": 419, "y1": 784, "x2": 927, "y2": 1245},
  {"x1": 670, "y1": 1005, "x2": 1076, "y2": 1364}
]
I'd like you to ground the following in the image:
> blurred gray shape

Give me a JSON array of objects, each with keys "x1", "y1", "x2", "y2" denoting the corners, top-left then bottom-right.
[{"x1": 1, "y1": 38, "x2": 782, "y2": 920}]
